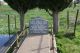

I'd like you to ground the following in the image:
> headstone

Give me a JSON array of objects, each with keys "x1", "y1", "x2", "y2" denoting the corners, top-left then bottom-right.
[{"x1": 29, "y1": 17, "x2": 48, "y2": 34}]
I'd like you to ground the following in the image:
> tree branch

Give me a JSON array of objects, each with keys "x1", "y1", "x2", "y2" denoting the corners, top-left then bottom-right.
[{"x1": 45, "y1": 9, "x2": 53, "y2": 16}]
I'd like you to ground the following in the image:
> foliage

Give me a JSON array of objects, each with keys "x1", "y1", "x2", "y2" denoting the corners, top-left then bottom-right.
[
  {"x1": 38, "y1": 0, "x2": 72, "y2": 12},
  {"x1": 4, "y1": 0, "x2": 72, "y2": 12},
  {"x1": 4, "y1": 0, "x2": 28, "y2": 14}
]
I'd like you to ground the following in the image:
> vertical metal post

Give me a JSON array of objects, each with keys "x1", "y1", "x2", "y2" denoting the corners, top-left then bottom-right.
[
  {"x1": 8, "y1": 15, "x2": 10, "y2": 38},
  {"x1": 67, "y1": 10, "x2": 69, "y2": 29},
  {"x1": 24, "y1": 25, "x2": 26, "y2": 36},
  {"x1": 14, "y1": 15, "x2": 16, "y2": 30},
  {"x1": 74, "y1": 9, "x2": 79, "y2": 35}
]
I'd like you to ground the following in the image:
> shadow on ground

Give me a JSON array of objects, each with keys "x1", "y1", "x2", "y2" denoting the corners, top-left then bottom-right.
[{"x1": 27, "y1": 33, "x2": 49, "y2": 37}]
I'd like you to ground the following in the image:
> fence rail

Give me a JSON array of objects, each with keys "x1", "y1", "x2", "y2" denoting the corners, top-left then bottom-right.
[
  {"x1": 50, "y1": 24, "x2": 57, "y2": 53},
  {"x1": 5, "y1": 25, "x2": 28, "y2": 53}
]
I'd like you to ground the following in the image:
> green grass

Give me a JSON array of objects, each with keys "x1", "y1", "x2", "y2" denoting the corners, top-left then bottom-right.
[
  {"x1": 56, "y1": 4, "x2": 80, "y2": 53},
  {"x1": 0, "y1": 4, "x2": 80, "y2": 53}
]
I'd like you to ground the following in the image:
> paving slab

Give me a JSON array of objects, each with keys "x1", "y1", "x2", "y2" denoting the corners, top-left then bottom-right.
[{"x1": 17, "y1": 34, "x2": 50, "y2": 53}]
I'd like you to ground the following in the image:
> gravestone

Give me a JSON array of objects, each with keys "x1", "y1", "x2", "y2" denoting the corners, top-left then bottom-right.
[{"x1": 29, "y1": 17, "x2": 48, "y2": 34}]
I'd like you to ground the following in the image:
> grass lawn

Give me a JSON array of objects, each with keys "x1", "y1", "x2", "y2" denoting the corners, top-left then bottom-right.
[
  {"x1": 56, "y1": 4, "x2": 80, "y2": 53},
  {"x1": 0, "y1": 4, "x2": 80, "y2": 53}
]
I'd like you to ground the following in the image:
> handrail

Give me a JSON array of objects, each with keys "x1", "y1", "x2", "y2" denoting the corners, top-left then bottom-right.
[
  {"x1": 5, "y1": 25, "x2": 28, "y2": 53},
  {"x1": 51, "y1": 34, "x2": 57, "y2": 53},
  {"x1": 50, "y1": 24, "x2": 57, "y2": 53}
]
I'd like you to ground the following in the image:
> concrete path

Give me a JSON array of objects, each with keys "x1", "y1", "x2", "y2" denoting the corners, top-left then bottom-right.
[{"x1": 17, "y1": 34, "x2": 50, "y2": 53}]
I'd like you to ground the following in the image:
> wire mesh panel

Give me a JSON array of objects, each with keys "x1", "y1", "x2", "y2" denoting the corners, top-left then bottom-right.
[
  {"x1": 9, "y1": 15, "x2": 17, "y2": 34},
  {"x1": 68, "y1": 16, "x2": 76, "y2": 32},
  {"x1": 0, "y1": 15, "x2": 8, "y2": 34}
]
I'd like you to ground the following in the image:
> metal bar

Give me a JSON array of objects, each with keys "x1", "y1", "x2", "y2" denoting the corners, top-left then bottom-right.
[
  {"x1": 74, "y1": 9, "x2": 79, "y2": 35},
  {"x1": 14, "y1": 15, "x2": 17, "y2": 30},
  {"x1": 8, "y1": 15, "x2": 10, "y2": 38},
  {"x1": 67, "y1": 10, "x2": 69, "y2": 29}
]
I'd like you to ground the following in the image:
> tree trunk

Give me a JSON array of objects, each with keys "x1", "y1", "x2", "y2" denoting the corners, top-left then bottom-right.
[
  {"x1": 53, "y1": 11, "x2": 58, "y2": 34},
  {"x1": 20, "y1": 13, "x2": 24, "y2": 31}
]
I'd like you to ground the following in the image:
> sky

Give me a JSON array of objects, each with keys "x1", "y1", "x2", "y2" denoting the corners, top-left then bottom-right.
[{"x1": 0, "y1": 0, "x2": 3, "y2": 1}]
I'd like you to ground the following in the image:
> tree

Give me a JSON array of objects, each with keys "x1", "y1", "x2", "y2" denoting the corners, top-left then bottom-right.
[
  {"x1": 4, "y1": 0, "x2": 37, "y2": 31},
  {"x1": 4, "y1": 0, "x2": 72, "y2": 34},
  {"x1": 38, "y1": 0, "x2": 72, "y2": 34},
  {"x1": 4, "y1": 0, "x2": 27, "y2": 31}
]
